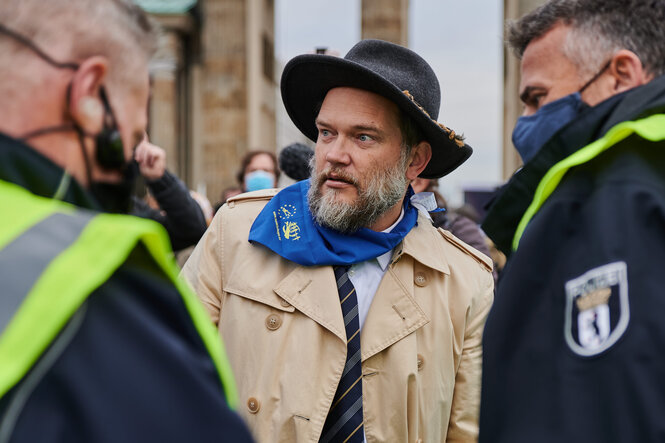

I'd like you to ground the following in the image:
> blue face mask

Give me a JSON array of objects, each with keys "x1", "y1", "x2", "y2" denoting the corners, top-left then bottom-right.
[
  {"x1": 512, "y1": 59, "x2": 611, "y2": 163},
  {"x1": 512, "y1": 92, "x2": 586, "y2": 163},
  {"x1": 245, "y1": 170, "x2": 275, "y2": 192}
]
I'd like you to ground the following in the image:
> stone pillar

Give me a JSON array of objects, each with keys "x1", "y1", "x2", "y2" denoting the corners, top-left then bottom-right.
[
  {"x1": 197, "y1": 0, "x2": 248, "y2": 202},
  {"x1": 361, "y1": 0, "x2": 409, "y2": 46},
  {"x1": 149, "y1": 31, "x2": 181, "y2": 174},
  {"x1": 147, "y1": 13, "x2": 195, "y2": 182},
  {"x1": 192, "y1": 0, "x2": 277, "y2": 203},
  {"x1": 502, "y1": 0, "x2": 547, "y2": 180},
  {"x1": 246, "y1": 0, "x2": 276, "y2": 150}
]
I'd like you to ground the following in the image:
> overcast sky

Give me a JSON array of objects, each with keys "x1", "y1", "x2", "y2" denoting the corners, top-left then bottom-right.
[{"x1": 275, "y1": 0, "x2": 504, "y2": 205}]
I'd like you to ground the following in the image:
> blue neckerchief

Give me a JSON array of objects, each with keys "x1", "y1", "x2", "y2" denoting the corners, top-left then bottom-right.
[{"x1": 248, "y1": 180, "x2": 418, "y2": 266}]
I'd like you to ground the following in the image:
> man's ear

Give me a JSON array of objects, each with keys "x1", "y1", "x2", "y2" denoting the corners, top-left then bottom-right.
[
  {"x1": 68, "y1": 56, "x2": 108, "y2": 135},
  {"x1": 405, "y1": 140, "x2": 432, "y2": 181},
  {"x1": 609, "y1": 50, "x2": 651, "y2": 94}
]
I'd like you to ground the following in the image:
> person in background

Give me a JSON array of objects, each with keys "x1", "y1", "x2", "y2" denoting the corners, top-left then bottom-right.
[
  {"x1": 0, "y1": 0, "x2": 252, "y2": 441},
  {"x1": 132, "y1": 137, "x2": 208, "y2": 251},
  {"x1": 190, "y1": 190, "x2": 215, "y2": 226},
  {"x1": 411, "y1": 177, "x2": 491, "y2": 259},
  {"x1": 480, "y1": 0, "x2": 665, "y2": 441},
  {"x1": 278, "y1": 142, "x2": 314, "y2": 182},
  {"x1": 236, "y1": 150, "x2": 280, "y2": 192},
  {"x1": 183, "y1": 39, "x2": 494, "y2": 442},
  {"x1": 213, "y1": 186, "x2": 242, "y2": 214},
  {"x1": 176, "y1": 191, "x2": 215, "y2": 268}
]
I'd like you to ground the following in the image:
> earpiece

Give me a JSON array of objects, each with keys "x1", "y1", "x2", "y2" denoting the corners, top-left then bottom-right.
[
  {"x1": 95, "y1": 87, "x2": 125, "y2": 170},
  {"x1": 79, "y1": 96, "x2": 103, "y2": 121}
]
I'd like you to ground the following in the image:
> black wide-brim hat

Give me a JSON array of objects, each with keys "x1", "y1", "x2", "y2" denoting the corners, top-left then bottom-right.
[{"x1": 280, "y1": 39, "x2": 472, "y2": 179}]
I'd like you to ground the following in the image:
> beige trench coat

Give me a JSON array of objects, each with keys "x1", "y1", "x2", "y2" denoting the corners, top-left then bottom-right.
[{"x1": 182, "y1": 189, "x2": 494, "y2": 443}]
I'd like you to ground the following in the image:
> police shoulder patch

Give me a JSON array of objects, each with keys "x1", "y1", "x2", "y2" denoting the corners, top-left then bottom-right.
[{"x1": 564, "y1": 261, "x2": 629, "y2": 357}]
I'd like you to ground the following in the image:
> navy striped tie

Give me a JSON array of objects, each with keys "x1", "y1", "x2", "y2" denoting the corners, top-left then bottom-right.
[{"x1": 320, "y1": 265, "x2": 364, "y2": 443}]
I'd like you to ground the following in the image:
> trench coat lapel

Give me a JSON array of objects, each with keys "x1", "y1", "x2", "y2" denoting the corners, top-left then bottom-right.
[
  {"x1": 360, "y1": 213, "x2": 450, "y2": 361},
  {"x1": 273, "y1": 265, "x2": 346, "y2": 342},
  {"x1": 359, "y1": 265, "x2": 430, "y2": 361}
]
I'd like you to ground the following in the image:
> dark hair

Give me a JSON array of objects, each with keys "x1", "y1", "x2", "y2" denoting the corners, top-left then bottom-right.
[
  {"x1": 398, "y1": 107, "x2": 425, "y2": 152},
  {"x1": 507, "y1": 0, "x2": 665, "y2": 77},
  {"x1": 235, "y1": 150, "x2": 280, "y2": 185}
]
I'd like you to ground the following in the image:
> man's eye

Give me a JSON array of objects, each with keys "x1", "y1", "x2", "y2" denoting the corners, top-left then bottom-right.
[
  {"x1": 527, "y1": 94, "x2": 545, "y2": 108},
  {"x1": 358, "y1": 134, "x2": 373, "y2": 142},
  {"x1": 320, "y1": 129, "x2": 331, "y2": 137}
]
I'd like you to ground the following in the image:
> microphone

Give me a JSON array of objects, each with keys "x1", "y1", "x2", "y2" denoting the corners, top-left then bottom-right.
[{"x1": 279, "y1": 143, "x2": 314, "y2": 182}]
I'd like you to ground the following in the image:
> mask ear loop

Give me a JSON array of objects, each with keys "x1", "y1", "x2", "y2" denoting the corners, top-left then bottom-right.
[
  {"x1": 64, "y1": 81, "x2": 97, "y2": 190},
  {"x1": 0, "y1": 23, "x2": 79, "y2": 70},
  {"x1": 579, "y1": 59, "x2": 612, "y2": 94},
  {"x1": 77, "y1": 130, "x2": 95, "y2": 189},
  {"x1": 98, "y1": 87, "x2": 118, "y2": 129},
  {"x1": 0, "y1": 23, "x2": 122, "y2": 188},
  {"x1": 94, "y1": 85, "x2": 127, "y2": 171}
]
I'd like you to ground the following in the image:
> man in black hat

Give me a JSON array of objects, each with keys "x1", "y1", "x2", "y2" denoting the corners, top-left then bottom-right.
[{"x1": 183, "y1": 39, "x2": 494, "y2": 442}]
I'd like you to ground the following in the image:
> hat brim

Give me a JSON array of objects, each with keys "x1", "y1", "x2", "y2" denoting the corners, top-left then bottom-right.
[{"x1": 280, "y1": 54, "x2": 472, "y2": 179}]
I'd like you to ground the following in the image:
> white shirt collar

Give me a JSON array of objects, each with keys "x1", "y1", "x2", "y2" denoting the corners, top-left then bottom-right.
[{"x1": 375, "y1": 207, "x2": 404, "y2": 271}]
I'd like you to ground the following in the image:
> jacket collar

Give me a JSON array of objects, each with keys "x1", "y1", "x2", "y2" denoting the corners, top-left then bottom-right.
[
  {"x1": 0, "y1": 132, "x2": 99, "y2": 210},
  {"x1": 272, "y1": 212, "x2": 444, "y2": 354},
  {"x1": 360, "y1": 214, "x2": 440, "y2": 361},
  {"x1": 397, "y1": 211, "x2": 450, "y2": 275},
  {"x1": 482, "y1": 74, "x2": 665, "y2": 255}
]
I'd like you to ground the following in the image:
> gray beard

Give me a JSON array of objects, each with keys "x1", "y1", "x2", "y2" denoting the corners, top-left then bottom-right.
[{"x1": 307, "y1": 154, "x2": 410, "y2": 233}]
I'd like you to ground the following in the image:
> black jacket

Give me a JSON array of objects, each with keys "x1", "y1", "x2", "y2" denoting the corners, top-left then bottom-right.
[
  {"x1": 480, "y1": 76, "x2": 665, "y2": 442},
  {"x1": 0, "y1": 134, "x2": 253, "y2": 442},
  {"x1": 132, "y1": 170, "x2": 207, "y2": 251}
]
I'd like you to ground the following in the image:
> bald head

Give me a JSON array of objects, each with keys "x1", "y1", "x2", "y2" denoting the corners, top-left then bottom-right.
[
  {"x1": 0, "y1": 0, "x2": 158, "y2": 187},
  {"x1": 0, "y1": 0, "x2": 157, "y2": 90}
]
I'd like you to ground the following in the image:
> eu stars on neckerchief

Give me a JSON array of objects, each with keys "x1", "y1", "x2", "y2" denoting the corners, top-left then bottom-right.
[{"x1": 248, "y1": 180, "x2": 419, "y2": 266}]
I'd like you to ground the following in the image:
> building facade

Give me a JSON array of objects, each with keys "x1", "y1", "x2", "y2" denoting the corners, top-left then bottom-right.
[{"x1": 140, "y1": 0, "x2": 276, "y2": 204}]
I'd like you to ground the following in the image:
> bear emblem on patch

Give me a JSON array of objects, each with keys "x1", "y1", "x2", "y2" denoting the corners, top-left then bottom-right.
[{"x1": 564, "y1": 261, "x2": 629, "y2": 357}]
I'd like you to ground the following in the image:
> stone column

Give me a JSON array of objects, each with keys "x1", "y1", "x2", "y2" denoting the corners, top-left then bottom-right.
[
  {"x1": 197, "y1": 0, "x2": 248, "y2": 203},
  {"x1": 192, "y1": 0, "x2": 277, "y2": 203},
  {"x1": 361, "y1": 0, "x2": 409, "y2": 46},
  {"x1": 246, "y1": 0, "x2": 276, "y2": 151},
  {"x1": 149, "y1": 31, "x2": 181, "y2": 174}
]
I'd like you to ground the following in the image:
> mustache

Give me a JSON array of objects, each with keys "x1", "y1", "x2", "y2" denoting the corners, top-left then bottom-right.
[{"x1": 316, "y1": 168, "x2": 359, "y2": 187}]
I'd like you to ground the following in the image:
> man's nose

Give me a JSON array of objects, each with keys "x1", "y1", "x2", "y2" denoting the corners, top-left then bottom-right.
[{"x1": 325, "y1": 136, "x2": 351, "y2": 165}]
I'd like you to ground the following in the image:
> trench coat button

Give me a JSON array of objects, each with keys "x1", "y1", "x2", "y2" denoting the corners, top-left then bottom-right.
[
  {"x1": 247, "y1": 397, "x2": 260, "y2": 414},
  {"x1": 266, "y1": 314, "x2": 282, "y2": 330},
  {"x1": 280, "y1": 299, "x2": 291, "y2": 308},
  {"x1": 417, "y1": 354, "x2": 424, "y2": 371},
  {"x1": 414, "y1": 272, "x2": 427, "y2": 287}
]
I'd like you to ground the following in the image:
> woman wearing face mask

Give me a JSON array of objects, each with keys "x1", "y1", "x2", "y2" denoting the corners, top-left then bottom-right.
[{"x1": 236, "y1": 150, "x2": 280, "y2": 192}]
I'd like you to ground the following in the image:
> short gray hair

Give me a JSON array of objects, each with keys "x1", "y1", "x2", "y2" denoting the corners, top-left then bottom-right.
[
  {"x1": 0, "y1": 0, "x2": 158, "y2": 85},
  {"x1": 506, "y1": 0, "x2": 665, "y2": 77}
]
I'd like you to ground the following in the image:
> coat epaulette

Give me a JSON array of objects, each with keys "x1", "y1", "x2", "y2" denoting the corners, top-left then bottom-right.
[
  {"x1": 438, "y1": 228, "x2": 493, "y2": 272},
  {"x1": 225, "y1": 188, "x2": 279, "y2": 208}
]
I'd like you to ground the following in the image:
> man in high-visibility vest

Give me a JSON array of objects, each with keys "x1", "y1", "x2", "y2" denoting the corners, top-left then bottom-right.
[
  {"x1": 480, "y1": 0, "x2": 665, "y2": 441},
  {"x1": 0, "y1": 1, "x2": 253, "y2": 441}
]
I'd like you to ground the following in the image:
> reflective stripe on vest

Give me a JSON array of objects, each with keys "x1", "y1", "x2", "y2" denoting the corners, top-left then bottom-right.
[
  {"x1": 0, "y1": 212, "x2": 93, "y2": 333},
  {"x1": 0, "y1": 180, "x2": 239, "y2": 408},
  {"x1": 512, "y1": 113, "x2": 665, "y2": 251}
]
